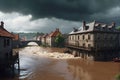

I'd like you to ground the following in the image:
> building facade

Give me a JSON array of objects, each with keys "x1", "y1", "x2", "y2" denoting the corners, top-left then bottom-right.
[
  {"x1": 0, "y1": 21, "x2": 19, "y2": 71},
  {"x1": 41, "y1": 33, "x2": 48, "y2": 45},
  {"x1": 46, "y1": 28, "x2": 61, "y2": 47},
  {"x1": 67, "y1": 21, "x2": 120, "y2": 61}
]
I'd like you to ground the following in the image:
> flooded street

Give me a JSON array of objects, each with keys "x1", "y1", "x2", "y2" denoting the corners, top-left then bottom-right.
[{"x1": 1, "y1": 42, "x2": 120, "y2": 80}]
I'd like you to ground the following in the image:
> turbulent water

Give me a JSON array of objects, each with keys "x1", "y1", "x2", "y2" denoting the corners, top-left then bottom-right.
[{"x1": 1, "y1": 42, "x2": 120, "y2": 80}]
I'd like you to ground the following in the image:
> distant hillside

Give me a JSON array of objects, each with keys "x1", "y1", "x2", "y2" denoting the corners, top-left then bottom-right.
[
  {"x1": 19, "y1": 33, "x2": 36, "y2": 40},
  {"x1": 18, "y1": 32, "x2": 44, "y2": 40}
]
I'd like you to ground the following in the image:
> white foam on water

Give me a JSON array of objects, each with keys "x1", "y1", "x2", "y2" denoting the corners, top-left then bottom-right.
[{"x1": 20, "y1": 46, "x2": 75, "y2": 59}]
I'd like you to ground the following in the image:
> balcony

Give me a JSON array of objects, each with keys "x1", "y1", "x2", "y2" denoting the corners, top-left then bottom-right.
[{"x1": 65, "y1": 43, "x2": 94, "y2": 51}]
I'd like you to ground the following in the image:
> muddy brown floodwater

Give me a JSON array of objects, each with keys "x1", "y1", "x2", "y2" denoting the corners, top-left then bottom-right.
[{"x1": 1, "y1": 42, "x2": 120, "y2": 80}]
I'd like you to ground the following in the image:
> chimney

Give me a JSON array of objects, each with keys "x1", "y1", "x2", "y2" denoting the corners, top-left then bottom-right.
[
  {"x1": 0, "y1": 21, "x2": 4, "y2": 28},
  {"x1": 82, "y1": 21, "x2": 86, "y2": 30},
  {"x1": 111, "y1": 22, "x2": 115, "y2": 28}
]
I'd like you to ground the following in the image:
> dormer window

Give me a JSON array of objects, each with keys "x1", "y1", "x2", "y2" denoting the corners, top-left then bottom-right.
[
  {"x1": 85, "y1": 26, "x2": 89, "y2": 30},
  {"x1": 73, "y1": 27, "x2": 78, "y2": 32},
  {"x1": 102, "y1": 24, "x2": 107, "y2": 31},
  {"x1": 108, "y1": 28, "x2": 112, "y2": 31}
]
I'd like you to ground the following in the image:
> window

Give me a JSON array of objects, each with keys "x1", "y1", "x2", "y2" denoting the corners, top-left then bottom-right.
[
  {"x1": 72, "y1": 36, "x2": 74, "y2": 40},
  {"x1": 3, "y1": 39, "x2": 10, "y2": 47},
  {"x1": 4, "y1": 39, "x2": 7, "y2": 47},
  {"x1": 78, "y1": 35, "x2": 79, "y2": 40},
  {"x1": 88, "y1": 35, "x2": 91, "y2": 40},
  {"x1": 69, "y1": 36, "x2": 71, "y2": 40},
  {"x1": 88, "y1": 44, "x2": 91, "y2": 48},
  {"x1": 7, "y1": 39, "x2": 10, "y2": 46},
  {"x1": 103, "y1": 27, "x2": 105, "y2": 29},
  {"x1": 83, "y1": 43, "x2": 85, "y2": 47},
  {"x1": 83, "y1": 35, "x2": 85, "y2": 40}
]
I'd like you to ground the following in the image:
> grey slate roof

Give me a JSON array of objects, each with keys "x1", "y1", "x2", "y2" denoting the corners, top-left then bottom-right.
[{"x1": 69, "y1": 21, "x2": 118, "y2": 34}]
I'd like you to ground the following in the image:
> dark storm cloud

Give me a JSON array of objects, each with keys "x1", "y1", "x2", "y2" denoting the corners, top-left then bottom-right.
[{"x1": 0, "y1": 0, "x2": 120, "y2": 21}]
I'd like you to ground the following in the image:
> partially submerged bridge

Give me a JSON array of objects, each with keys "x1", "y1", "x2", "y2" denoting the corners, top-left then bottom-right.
[{"x1": 19, "y1": 40, "x2": 41, "y2": 47}]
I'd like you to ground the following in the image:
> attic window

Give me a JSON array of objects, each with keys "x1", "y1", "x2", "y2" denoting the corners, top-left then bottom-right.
[
  {"x1": 103, "y1": 27, "x2": 105, "y2": 29},
  {"x1": 73, "y1": 27, "x2": 78, "y2": 32},
  {"x1": 85, "y1": 26, "x2": 89, "y2": 30},
  {"x1": 109, "y1": 28, "x2": 112, "y2": 30},
  {"x1": 95, "y1": 26, "x2": 100, "y2": 30}
]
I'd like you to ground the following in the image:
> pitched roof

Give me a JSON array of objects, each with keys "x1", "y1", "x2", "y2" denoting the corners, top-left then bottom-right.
[
  {"x1": 50, "y1": 28, "x2": 61, "y2": 37},
  {"x1": 42, "y1": 33, "x2": 48, "y2": 38},
  {"x1": 0, "y1": 27, "x2": 14, "y2": 38},
  {"x1": 47, "y1": 31, "x2": 54, "y2": 37}
]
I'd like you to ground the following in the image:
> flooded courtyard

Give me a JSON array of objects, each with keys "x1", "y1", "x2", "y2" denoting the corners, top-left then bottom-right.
[{"x1": 1, "y1": 42, "x2": 120, "y2": 80}]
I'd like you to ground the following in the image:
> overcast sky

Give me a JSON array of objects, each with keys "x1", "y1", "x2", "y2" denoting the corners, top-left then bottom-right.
[{"x1": 0, "y1": 0, "x2": 120, "y2": 33}]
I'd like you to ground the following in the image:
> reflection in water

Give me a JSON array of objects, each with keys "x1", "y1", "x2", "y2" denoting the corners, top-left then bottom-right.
[
  {"x1": 69, "y1": 65, "x2": 91, "y2": 80},
  {"x1": 67, "y1": 59, "x2": 120, "y2": 80}
]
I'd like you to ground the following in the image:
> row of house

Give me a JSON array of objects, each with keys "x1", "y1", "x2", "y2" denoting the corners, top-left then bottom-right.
[
  {"x1": 67, "y1": 21, "x2": 120, "y2": 61},
  {"x1": 0, "y1": 21, "x2": 19, "y2": 72},
  {"x1": 40, "y1": 28, "x2": 61, "y2": 47}
]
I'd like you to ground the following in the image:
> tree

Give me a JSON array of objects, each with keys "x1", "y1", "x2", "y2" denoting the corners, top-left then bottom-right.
[
  {"x1": 116, "y1": 26, "x2": 120, "y2": 30},
  {"x1": 55, "y1": 34, "x2": 64, "y2": 47}
]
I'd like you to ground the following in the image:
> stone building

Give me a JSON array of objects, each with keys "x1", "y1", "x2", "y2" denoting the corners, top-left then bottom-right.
[
  {"x1": 0, "y1": 21, "x2": 19, "y2": 71},
  {"x1": 67, "y1": 21, "x2": 120, "y2": 61}
]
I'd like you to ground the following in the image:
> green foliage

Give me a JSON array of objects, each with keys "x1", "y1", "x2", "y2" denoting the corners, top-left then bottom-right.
[
  {"x1": 116, "y1": 26, "x2": 120, "y2": 30},
  {"x1": 55, "y1": 34, "x2": 64, "y2": 47},
  {"x1": 115, "y1": 74, "x2": 120, "y2": 80}
]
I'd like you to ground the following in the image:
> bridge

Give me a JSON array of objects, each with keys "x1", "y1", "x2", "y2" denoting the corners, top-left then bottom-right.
[{"x1": 19, "y1": 40, "x2": 41, "y2": 47}]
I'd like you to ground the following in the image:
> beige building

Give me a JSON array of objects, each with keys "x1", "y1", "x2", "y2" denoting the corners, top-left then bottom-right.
[
  {"x1": 67, "y1": 21, "x2": 120, "y2": 60},
  {"x1": 46, "y1": 28, "x2": 61, "y2": 47},
  {"x1": 41, "y1": 33, "x2": 48, "y2": 45},
  {"x1": 68, "y1": 21, "x2": 119, "y2": 51}
]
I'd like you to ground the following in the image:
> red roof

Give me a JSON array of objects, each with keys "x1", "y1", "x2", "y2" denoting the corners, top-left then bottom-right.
[
  {"x1": 47, "y1": 31, "x2": 54, "y2": 37},
  {"x1": 13, "y1": 34, "x2": 19, "y2": 40},
  {"x1": 50, "y1": 28, "x2": 61, "y2": 37},
  {"x1": 0, "y1": 27, "x2": 14, "y2": 38}
]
